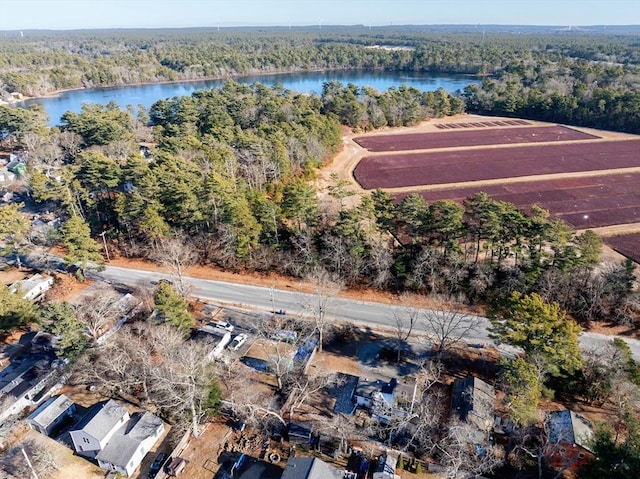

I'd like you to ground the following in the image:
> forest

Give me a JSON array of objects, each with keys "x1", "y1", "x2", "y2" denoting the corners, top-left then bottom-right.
[{"x1": 1, "y1": 27, "x2": 640, "y2": 133}]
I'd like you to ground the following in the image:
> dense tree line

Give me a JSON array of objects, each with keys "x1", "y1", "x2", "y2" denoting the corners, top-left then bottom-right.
[{"x1": 3, "y1": 27, "x2": 640, "y2": 133}]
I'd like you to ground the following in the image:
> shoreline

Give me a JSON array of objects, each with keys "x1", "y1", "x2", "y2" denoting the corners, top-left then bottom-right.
[
  {"x1": 12, "y1": 67, "x2": 485, "y2": 103},
  {"x1": 13, "y1": 66, "x2": 356, "y2": 102}
]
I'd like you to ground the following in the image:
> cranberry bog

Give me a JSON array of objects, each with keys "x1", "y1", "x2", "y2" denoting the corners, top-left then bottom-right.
[
  {"x1": 605, "y1": 234, "x2": 640, "y2": 264},
  {"x1": 395, "y1": 173, "x2": 640, "y2": 230},
  {"x1": 353, "y1": 139, "x2": 640, "y2": 190},
  {"x1": 353, "y1": 125, "x2": 599, "y2": 152}
]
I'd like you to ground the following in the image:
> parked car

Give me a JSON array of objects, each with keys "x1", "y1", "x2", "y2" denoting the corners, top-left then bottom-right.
[
  {"x1": 148, "y1": 452, "x2": 167, "y2": 478},
  {"x1": 213, "y1": 320, "x2": 235, "y2": 332},
  {"x1": 230, "y1": 333, "x2": 248, "y2": 351}
]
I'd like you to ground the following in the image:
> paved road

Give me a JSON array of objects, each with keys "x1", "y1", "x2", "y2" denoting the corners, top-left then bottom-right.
[{"x1": 93, "y1": 265, "x2": 640, "y2": 362}]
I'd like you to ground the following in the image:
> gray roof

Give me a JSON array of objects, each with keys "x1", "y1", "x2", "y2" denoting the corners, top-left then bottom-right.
[
  {"x1": 75, "y1": 399, "x2": 128, "y2": 442},
  {"x1": 96, "y1": 412, "x2": 163, "y2": 467},
  {"x1": 546, "y1": 410, "x2": 593, "y2": 450},
  {"x1": 0, "y1": 359, "x2": 50, "y2": 400},
  {"x1": 28, "y1": 394, "x2": 74, "y2": 428},
  {"x1": 281, "y1": 457, "x2": 342, "y2": 479},
  {"x1": 451, "y1": 376, "x2": 495, "y2": 429}
]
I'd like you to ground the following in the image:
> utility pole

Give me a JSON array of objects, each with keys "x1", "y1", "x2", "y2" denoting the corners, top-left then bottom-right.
[
  {"x1": 270, "y1": 287, "x2": 276, "y2": 315},
  {"x1": 99, "y1": 231, "x2": 110, "y2": 262}
]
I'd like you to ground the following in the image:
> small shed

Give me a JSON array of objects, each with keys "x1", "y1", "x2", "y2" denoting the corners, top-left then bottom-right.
[
  {"x1": 288, "y1": 422, "x2": 312, "y2": 446},
  {"x1": 27, "y1": 394, "x2": 76, "y2": 436}
]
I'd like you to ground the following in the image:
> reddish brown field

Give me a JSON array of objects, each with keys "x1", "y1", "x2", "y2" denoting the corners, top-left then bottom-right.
[
  {"x1": 353, "y1": 125, "x2": 599, "y2": 152},
  {"x1": 605, "y1": 234, "x2": 640, "y2": 264},
  {"x1": 353, "y1": 139, "x2": 640, "y2": 190},
  {"x1": 396, "y1": 173, "x2": 640, "y2": 230}
]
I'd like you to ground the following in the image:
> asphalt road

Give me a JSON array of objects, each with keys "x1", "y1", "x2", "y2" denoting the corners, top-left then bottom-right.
[{"x1": 93, "y1": 265, "x2": 640, "y2": 362}]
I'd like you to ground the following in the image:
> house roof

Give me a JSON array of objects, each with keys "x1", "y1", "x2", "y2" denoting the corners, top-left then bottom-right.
[
  {"x1": 288, "y1": 422, "x2": 312, "y2": 438},
  {"x1": 280, "y1": 457, "x2": 343, "y2": 479},
  {"x1": 329, "y1": 373, "x2": 358, "y2": 415},
  {"x1": 28, "y1": 394, "x2": 74, "y2": 428},
  {"x1": 96, "y1": 412, "x2": 163, "y2": 468},
  {"x1": 0, "y1": 358, "x2": 49, "y2": 399},
  {"x1": 74, "y1": 399, "x2": 128, "y2": 442},
  {"x1": 451, "y1": 376, "x2": 495, "y2": 427},
  {"x1": 9, "y1": 273, "x2": 53, "y2": 299},
  {"x1": 355, "y1": 378, "x2": 397, "y2": 399},
  {"x1": 546, "y1": 410, "x2": 593, "y2": 450}
]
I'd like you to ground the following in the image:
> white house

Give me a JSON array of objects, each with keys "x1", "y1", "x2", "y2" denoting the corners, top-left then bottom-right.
[
  {"x1": 70, "y1": 400, "x2": 164, "y2": 477},
  {"x1": 96, "y1": 411, "x2": 165, "y2": 477},
  {"x1": 9, "y1": 273, "x2": 54, "y2": 301},
  {"x1": 70, "y1": 400, "x2": 130, "y2": 458},
  {"x1": 27, "y1": 394, "x2": 76, "y2": 436}
]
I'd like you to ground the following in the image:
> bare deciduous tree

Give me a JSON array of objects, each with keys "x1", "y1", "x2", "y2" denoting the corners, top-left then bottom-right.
[
  {"x1": 156, "y1": 233, "x2": 198, "y2": 296},
  {"x1": 1, "y1": 439, "x2": 60, "y2": 479},
  {"x1": 284, "y1": 365, "x2": 341, "y2": 421},
  {"x1": 74, "y1": 283, "x2": 123, "y2": 342},
  {"x1": 421, "y1": 297, "x2": 481, "y2": 355},
  {"x1": 436, "y1": 421, "x2": 504, "y2": 479},
  {"x1": 391, "y1": 296, "x2": 419, "y2": 363},
  {"x1": 75, "y1": 323, "x2": 220, "y2": 437},
  {"x1": 300, "y1": 268, "x2": 343, "y2": 352}
]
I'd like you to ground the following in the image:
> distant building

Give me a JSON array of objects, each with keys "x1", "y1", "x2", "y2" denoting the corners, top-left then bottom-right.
[
  {"x1": 544, "y1": 410, "x2": 594, "y2": 473},
  {"x1": 280, "y1": 456, "x2": 343, "y2": 479},
  {"x1": 450, "y1": 376, "x2": 495, "y2": 433},
  {"x1": 27, "y1": 394, "x2": 76, "y2": 436}
]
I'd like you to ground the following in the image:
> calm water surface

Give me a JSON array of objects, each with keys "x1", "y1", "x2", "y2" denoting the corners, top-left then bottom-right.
[{"x1": 19, "y1": 70, "x2": 481, "y2": 126}]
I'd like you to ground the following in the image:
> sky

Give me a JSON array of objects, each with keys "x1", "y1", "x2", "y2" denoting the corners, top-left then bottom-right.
[{"x1": 0, "y1": 0, "x2": 639, "y2": 31}]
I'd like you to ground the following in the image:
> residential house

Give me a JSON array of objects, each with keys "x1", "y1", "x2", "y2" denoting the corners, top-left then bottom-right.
[
  {"x1": 544, "y1": 410, "x2": 594, "y2": 472},
  {"x1": 373, "y1": 453, "x2": 398, "y2": 479},
  {"x1": 70, "y1": 399, "x2": 130, "y2": 458},
  {"x1": 353, "y1": 377, "x2": 412, "y2": 423},
  {"x1": 0, "y1": 334, "x2": 64, "y2": 423},
  {"x1": 96, "y1": 411, "x2": 165, "y2": 477},
  {"x1": 451, "y1": 376, "x2": 495, "y2": 434},
  {"x1": 70, "y1": 399, "x2": 165, "y2": 477},
  {"x1": 280, "y1": 456, "x2": 343, "y2": 479},
  {"x1": 9, "y1": 273, "x2": 54, "y2": 301},
  {"x1": 27, "y1": 394, "x2": 76, "y2": 436}
]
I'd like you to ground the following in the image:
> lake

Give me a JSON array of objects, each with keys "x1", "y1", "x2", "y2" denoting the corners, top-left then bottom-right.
[{"x1": 18, "y1": 70, "x2": 481, "y2": 126}]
